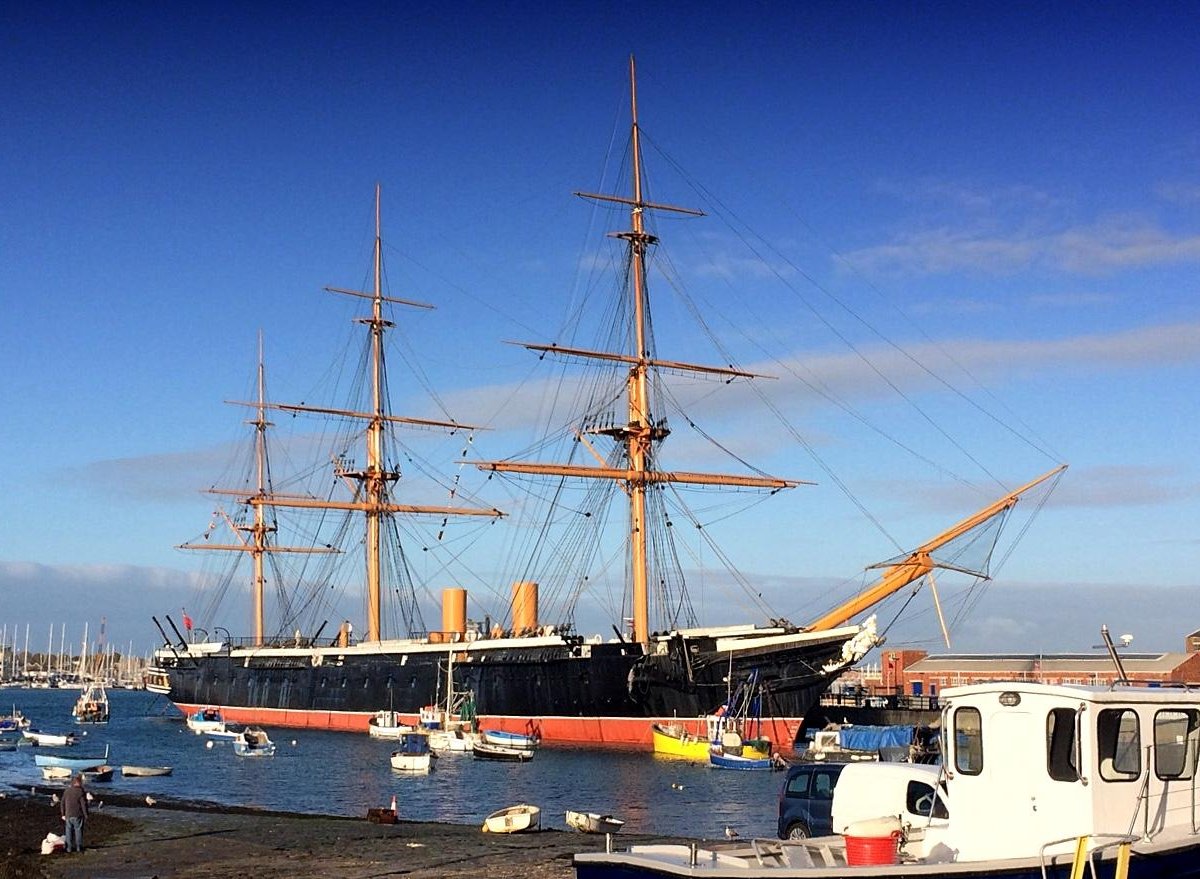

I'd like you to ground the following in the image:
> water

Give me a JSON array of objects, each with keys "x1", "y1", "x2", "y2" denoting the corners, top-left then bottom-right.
[{"x1": 0, "y1": 688, "x2": 782, "y2": 838}]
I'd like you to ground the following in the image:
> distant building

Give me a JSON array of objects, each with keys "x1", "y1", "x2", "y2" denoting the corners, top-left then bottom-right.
[{"x1": 885, "y1": 650, "x2": 1200, "y2": 698}]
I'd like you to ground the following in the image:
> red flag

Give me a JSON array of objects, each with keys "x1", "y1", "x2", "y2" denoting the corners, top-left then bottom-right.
[{"x1": 183, "y1": 612, "x2": 193, "y2": 632}]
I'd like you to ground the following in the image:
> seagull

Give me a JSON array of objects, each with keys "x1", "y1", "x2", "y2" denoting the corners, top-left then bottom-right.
[
  {"x1": 724, "y1": 826, "x2": 739, "y2": 840},
  {"x1": 145, "y1": 795, "x2": 157, "y2": 806},
  {"x1": 95, "y1": 800, "x2": 104, "y2": 810},
  {"x1": 86, "y1": 792, "x2": 94, "y2": 802},
  {"x1": 51, "y1": 793, "x2": 60, "y2": 805}
]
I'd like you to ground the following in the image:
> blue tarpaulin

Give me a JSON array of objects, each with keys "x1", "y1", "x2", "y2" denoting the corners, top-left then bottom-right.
[{"x1": 837, "y1": 725, "x2": 914, "y2": 751}]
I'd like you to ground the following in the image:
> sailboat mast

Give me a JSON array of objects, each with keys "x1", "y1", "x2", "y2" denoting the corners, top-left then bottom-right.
[
  {"x1": 365, "y1": 184, "x2": 387, "y2": 642},
  {"x1": 626, "y1": 56, "x2": 653, "y2": 647}
]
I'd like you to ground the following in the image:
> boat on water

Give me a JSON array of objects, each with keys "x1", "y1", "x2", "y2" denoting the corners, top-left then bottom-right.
[
  {"x1": 34, "y1": 744, "x2": 110, "y2": 771},
  {"x1": 482, "y1": 804, "x2": 540, "y2": 834},
  {"x1": 232, "y1": 727, "x2": 275, "y2": 757},
  {"x1": 473, "y1": 740, "x2": 534, "y2": 762},
  {"x1": 566, "y1": 811, "x2": 626, "y2": 835},
  {"x1": 428, "y1": 727, "x2": 478, "y2": 753},
  {"x1": 72, "y1": 683, "x2": 109, "y2": 724},
  {"x1": 22, "y1": 729, "x2": 78, "y2": 747},
  {"x1": 481, "y1": 729, "x2": 539, "y2": 750},
  {"x1": 121, "y1": 765, "x2": 173, "y2": 777},
  {"x1": 389, "y1": 731, "x2": 434, "y2": 772},
  {"x1": 185, "y1": 706, "x2": 228, "y2": 734},
  {"x1": 82, "y1": 764, "x2": 114, "y2": 783},
  {"x1": 367, "y1": 710, "x2": 412, "y2": 740},
  {"x1": 40, "y1": 766, "x2": 72, "y2": 780},
  {"x1": 148, "y1": 60, "x2": 1064, "y2": 748},
  {"x1": 574, "y1": 663, "x2": 1200, "y2": 877},
  {"x1": 0, "y1": 707, "x2": 31, "y2": 732}
]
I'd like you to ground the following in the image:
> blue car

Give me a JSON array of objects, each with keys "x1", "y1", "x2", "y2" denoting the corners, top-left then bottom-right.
[{"x1": 776, "y1": 762, "x2": 845, "y2": 839}]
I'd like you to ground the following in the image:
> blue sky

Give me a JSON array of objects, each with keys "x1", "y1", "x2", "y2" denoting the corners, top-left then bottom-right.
[{"x1": 1, "y1": 3, "x2": 1197, "y2": 659}]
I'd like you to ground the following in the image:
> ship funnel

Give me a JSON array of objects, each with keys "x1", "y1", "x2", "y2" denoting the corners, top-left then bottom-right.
[
  {"x1": 441, "y1": 587, "x2": 467, "y2": 642},
  {"x1": 512, "y1": 581, "x2": 539, "y2": 634}
]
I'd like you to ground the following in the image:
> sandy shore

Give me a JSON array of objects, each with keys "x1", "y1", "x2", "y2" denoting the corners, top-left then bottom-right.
[{"x1": 2, "y1": 788, "x2": 673, "y2": 879}]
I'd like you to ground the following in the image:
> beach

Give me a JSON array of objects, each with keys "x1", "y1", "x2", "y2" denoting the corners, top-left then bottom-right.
[{"x1": 1, "y1": 789, "x2": 668, "y2": 879}]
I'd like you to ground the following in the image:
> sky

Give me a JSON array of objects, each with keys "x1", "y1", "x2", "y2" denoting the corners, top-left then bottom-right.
[{"x1": 1, "y1": 3, "x2": 1198, "y2": 662}]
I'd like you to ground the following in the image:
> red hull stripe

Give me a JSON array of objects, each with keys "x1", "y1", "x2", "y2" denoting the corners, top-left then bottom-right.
[{"x1": 174, "y1": 702, "x2": 803, "y2": 750}]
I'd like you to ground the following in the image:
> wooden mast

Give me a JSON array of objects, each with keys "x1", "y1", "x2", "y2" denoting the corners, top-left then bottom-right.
[
  {"x1": 190, "y1": 187, "x2": 503, "y2": 646},
  {"x1": 476, "y1": 58, "x2": 803, "y2": 647},
  {"x1": 258, "y1": 185, "x2": 502, "y2": 643},
  {"x1": 804, "y1": 464, "x2": 1067, "y2": 632},
  {"x1": 180, "y1": 333, "x2": 335, "y2": 647}
]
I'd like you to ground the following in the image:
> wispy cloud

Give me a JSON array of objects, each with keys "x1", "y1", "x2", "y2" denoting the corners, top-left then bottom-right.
[
  {"x1": 845, "y1": 218, "x2": 1200, "y2": 278},
  {"x1": 1155, "y1": 182, "x2": 1200, "y2": 204},
  {"x1": 1026, "y1": 291, "x2": 1116, "y2": 308}
]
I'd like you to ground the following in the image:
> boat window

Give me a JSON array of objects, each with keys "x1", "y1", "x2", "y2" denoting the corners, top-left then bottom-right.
[
  {"x1": 953, "y1": 707, "x2": 983, "y2": 775},
  {"x1": 906, "y1": 781, "x2": 949, "y2": 820},
  {"x1": 1046, "y1": 707, "x2": 1079, "y2": 782},
  {"x1": 1097, "y1": 708, "x2": 1141, "y2": 782},
  {"x1": 1154, "y1": 709, "x2": 1200, "y2": 780}
]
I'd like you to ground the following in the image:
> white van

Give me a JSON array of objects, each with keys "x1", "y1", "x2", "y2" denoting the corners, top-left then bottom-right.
[{"x1": 829, "y1": 762, "x2": 949, "y2": 854}]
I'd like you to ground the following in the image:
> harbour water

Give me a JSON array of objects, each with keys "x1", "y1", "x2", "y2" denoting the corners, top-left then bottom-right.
[{"x1": 0, "y1": 688, "x2": 782, "y2": 838}]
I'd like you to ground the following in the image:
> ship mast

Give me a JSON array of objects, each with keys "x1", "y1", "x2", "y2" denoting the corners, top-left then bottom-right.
[
  {"x1": 804, "y1": 464, "x2": 1067, "y2": 632},
  {"x1": 477, "y1": 58, "x2": 804, "y2": 647},
  {"x1": 234, "y1": 185, "x2": 504, "y2": 643},
  {"x1": 181, "y1": 333, "x2": 335, "y2": 647}
]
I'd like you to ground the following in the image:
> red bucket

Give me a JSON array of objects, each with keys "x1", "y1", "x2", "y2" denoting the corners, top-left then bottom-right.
[{"x1": 844, "y1": 830, "x2": 901, "y2": 866}]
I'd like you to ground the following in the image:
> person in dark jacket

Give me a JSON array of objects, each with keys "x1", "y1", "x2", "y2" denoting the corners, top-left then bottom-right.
[{"x1": 60, "y1": 773, "x2": 88, "y2": 853}]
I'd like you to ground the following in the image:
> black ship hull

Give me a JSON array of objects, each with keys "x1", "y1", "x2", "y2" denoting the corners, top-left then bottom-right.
[{"x1": 152, "y1": 624, "x2": 866, "y2": 748}]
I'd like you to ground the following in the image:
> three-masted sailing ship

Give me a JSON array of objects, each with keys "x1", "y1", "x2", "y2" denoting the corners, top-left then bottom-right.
[{"x1": 150, "y1": 60, "x2": 1063, "y2": 747}]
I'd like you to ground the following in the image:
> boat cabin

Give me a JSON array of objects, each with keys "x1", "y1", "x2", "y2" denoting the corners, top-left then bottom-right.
[{"x1": 929, "y1": 681, "x2": 1200, "y2": 861}]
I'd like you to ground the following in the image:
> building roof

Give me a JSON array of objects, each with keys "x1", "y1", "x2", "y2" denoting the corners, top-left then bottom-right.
[{"x1": 907, "y1": 652, "x2": 1191, "y2": 675}]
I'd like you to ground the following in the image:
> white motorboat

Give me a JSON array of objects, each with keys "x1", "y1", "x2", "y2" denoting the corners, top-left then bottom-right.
[
  {"x1": 186, "y1": 706, "x2": 228, "y2": 734},
  {"x1": 575, "y1": 672, "x2": 1200, "y2": 878},
  {"x1": 428, "y1": 728, "x2": 478, "y2": 753},
  {"x1": 367, "y1": 709, "x2": 412, "y2": 740},
  {"x1": 389, "y1": 731, "x2": 433, "y2": 772},
  {"x1": 232, "y1": 727, "x2": 275, "y2": 757}
]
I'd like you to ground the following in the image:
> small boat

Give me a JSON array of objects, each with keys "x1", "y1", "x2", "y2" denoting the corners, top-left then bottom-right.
[
  {"x1": 185, "y1": 706, "x2": 228, "y2": 734},
  {"x1": 82, "y1": 764, "x2": 114, "y2": 783},
  {"x1": 575, "y1": 666, "x2": 1200, "y2": 878},
  {"x1": 565, "y1": 811, "x2": 625, "y2": 834},
  {"x1": 34, "y1": 745, "x2": 110, "y2": 771},
  {"x1": 0, "y1": 707, "x2": 32, "y2": 732},
  {"x1": 482, "y1": 804, "x2": 540, "y2": 834},
  {"x1": 204, "y1": 724, "x2": 245, "y2": 740},
  {"x1": 41, "y1": 766, "x2": 72, "y2": 780},
  {"x1": 652, "y1": 722, "x2": 770, "y2": 761},
  {"x1": 709, "y1": 747, "x2": 784, "y2": 771},
  {"x1": 72, "y1": 684, "x2": 109, "y2": 724},
  {"x1": 232, "y1": 727, "x2": 276, "y2": 757},
  {"x1": 472, "y1": 740, "x2": 534, "y2": 762},
  {"x1": 121, "y1": 765, "x2": 173, "y2": 777},
  {"x1": 428, "y1": 728, "x2": 478, "y2": 753},
  {"x1": 367, "y1": 709, "x2": 412, "y2": 740},
  {"x1": 481, "y1": 729, "x2": 539, "y2": 750},
  {"x1": 22, "y1": 729, "x2": 78, "y2": 747},
  {"x1": 389, "y1": 731, "x2": 434, "y2": 772}
]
